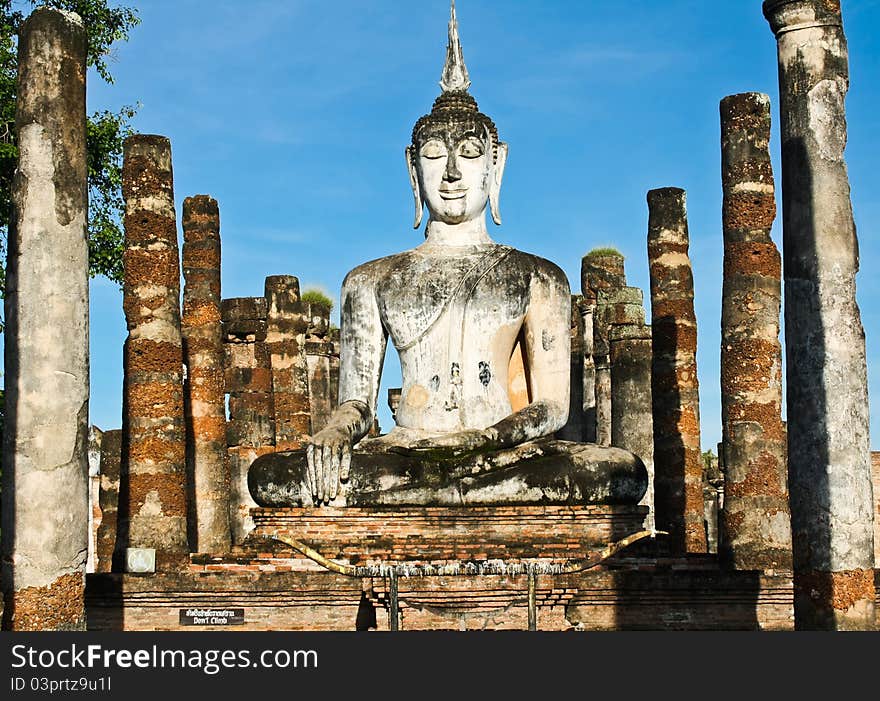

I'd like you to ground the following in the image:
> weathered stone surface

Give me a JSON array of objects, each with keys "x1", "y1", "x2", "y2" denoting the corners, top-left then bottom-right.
[
  {"x1": 119, "y1": 134, "x2": 188, "y2": 571},
  {"x1": 647, "y1": 187, "x2": 707, "y2": 554},
  {"x1": 222, "y1": 297, "x2": 268, "y2": 341},
  {"x1": 581, "y1": 252, "x2": 626, "y2": 298},
  {"x1": 264, "y1": 276, "x2": 311, "y2": 451},
  {"x1": 1, "y1": 8, "x2": 89, "y2": 631},
  {"x1": 719, "y1": 92, "x2": 792, "y2": 572},
  {"x1": 182, "y1": 195, "x2": 231, "y2": 554},
  {"x1": 764, "y1": 0, "x2": 874, "y2": 629},
  {"x1": 96, "y1": 430, "x2": 122, "y2": 573}
]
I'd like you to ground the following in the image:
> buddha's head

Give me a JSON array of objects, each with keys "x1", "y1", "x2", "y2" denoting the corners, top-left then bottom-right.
[{"x1": 407, "y1": 1, "x2": 508, "y2": 230}]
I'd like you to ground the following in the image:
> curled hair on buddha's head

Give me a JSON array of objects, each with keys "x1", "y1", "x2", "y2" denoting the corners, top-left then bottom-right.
[{"x1": 411, "y1": 91, "x2": 501, "y2": 163}]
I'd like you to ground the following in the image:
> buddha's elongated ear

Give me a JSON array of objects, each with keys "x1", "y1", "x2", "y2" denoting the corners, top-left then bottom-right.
[
  {"x1": 490, "y1": 141, "x2": 508, "y2": 226},
  {"x1": 405, "y1": 146, "x2": 423, "y2": 229}
]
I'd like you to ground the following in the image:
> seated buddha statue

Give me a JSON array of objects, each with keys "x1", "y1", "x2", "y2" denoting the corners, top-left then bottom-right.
[{"x1": 249, "y1": 2, "x2": 647, "y2": 508}]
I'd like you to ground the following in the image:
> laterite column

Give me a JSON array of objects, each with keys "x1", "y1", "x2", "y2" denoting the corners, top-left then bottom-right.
[
  {"x1": 647, "y1": 188, "x2": 707, "y2": 553},
  {"x1": 265, "y1": 276, "x2": 311, "y2": 450},
  {"x1": 223, "y1": 297, "x2": 274, "y2": 544},
  {"x1": 719, "y1": 92, "x2": 792, "y2": 571},
  {"x1": 182, "y1": 196, "x2": 231, "y2": 553},
  {"x1": 120, "y1": 135, "x2": 188, "y2": 571}
]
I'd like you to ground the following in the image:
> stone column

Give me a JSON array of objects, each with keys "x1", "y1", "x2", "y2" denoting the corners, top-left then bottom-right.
[
  {"x1": 304, "y1": 302, "x2": 334, "y2": 434},
  {"x1": 87, "y1": 427, "x2": 103, "y2": 574},
  {"x1": 647, "y1": 188, "x2": 707, "y2": 553},
  {"x1": 582, "y1": 252, "x2": 626, "y2": 447},
  {"x1": 265, "y1": 276, "x2": 311, "y2": 451},
  {"x1": 182, "y1": 195, "x2": 231, "y2": 554},
  {"x1": 719, "y1": 92, "x2": 792, "y2": 571},
  {"x1": 120, "y1": 135, "x2": 188, "y2": 571},
  {"x1": 1, "y1": 8, "x2": 88, "y2": 630},
  {"x1": 764, "y1": 0, "x2": 874, "y2": 629},
  {"x1": 594, "y1": 353, "x2": 611, "y2": 447},
  {"x1": 579, "y1": 302, "x2": 597, "y2": 444},
  {"x1": 96, "y1": 430, "x2": 122, "y2": 573},
  {"x1": 223, "y1": 297, "x2": 274, "y2": 544},
  {"x1": 610, "y1": 322, "x2": 654, "y2": 531},
  {"x1": 558, "y1": 296, "x2": 587, "y2": 442}
]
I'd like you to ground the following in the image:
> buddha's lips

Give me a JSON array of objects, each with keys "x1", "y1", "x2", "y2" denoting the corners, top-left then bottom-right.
[{"x1": 440, "y1": 189, "x2": 467, "y2": 199}]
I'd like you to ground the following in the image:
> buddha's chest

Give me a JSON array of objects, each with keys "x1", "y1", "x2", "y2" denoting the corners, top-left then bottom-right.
[{"x1": 375, "y1": 251, "x2": 530, "y2": 351}]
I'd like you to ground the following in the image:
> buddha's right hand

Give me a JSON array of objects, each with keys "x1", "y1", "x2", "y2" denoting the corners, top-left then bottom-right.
[{"x1": 305, "y1": 426, "x2": 353, "y2": 505}]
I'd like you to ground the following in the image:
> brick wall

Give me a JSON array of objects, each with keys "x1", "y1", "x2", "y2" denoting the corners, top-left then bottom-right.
[{"x1": 85, "y1": 564, "x2": 797, "y2": 631}]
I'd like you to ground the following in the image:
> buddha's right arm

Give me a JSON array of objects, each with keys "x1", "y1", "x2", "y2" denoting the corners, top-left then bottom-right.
[{"x1": 305, "y1": 265, "x2": 388, "y2": 502}]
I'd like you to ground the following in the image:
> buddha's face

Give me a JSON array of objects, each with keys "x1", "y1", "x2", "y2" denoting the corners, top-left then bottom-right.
[
  {"x1": 408, "y1": 123, "x2": 507, "y2": 229},
  {"x1": 416, "y1": 127, "x2": 491, "y2": 225}
]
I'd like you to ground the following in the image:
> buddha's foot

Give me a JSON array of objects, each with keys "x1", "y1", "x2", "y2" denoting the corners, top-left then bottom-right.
[{"x1": 248, "y1": 438, "x2": 648, "y2": 507}]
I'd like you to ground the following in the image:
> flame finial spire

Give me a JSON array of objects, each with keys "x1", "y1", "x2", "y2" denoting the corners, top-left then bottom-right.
[{"x1": 440, "y1": 0, "x2": 471, "y2": 93}]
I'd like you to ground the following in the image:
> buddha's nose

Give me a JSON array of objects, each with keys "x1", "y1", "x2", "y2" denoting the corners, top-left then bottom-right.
[{"x1": 444, "y1": 152, "x2": 462, "y2": 182}]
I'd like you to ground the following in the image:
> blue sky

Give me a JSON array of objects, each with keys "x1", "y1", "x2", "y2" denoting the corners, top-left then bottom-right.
[{"x1": 82, "y1": 0, "x2": 880, "y2": 450}]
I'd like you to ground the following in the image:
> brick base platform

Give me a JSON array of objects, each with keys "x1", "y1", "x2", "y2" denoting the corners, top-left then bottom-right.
[
  {"x1": 245, "y1": 505, "x2": 649, "y2": 563},
  {"x1": 80, "y1": 502, "x2": 879, "y2": 631}
]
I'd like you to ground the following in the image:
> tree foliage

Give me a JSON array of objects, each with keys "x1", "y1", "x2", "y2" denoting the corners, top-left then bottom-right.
[
  {"x1": 0, "y1": 0, "x2": 140, "y2": 309},
  {"x1": 302, "y1": 289, "x2": 334, "y2": 313}
]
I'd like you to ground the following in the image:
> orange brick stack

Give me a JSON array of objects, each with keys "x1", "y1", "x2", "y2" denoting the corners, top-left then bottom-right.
[
  {"x1": 182, "y1": 196, "x2": 231, "y2": 554},
  {"x1": 119, "y1": 135, "x2": 188, "y2": 570}
]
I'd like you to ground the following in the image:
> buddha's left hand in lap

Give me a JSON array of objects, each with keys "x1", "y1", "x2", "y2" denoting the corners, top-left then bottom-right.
[{"x1": 400, "y1": 427, "x2": 501, "y2": 458}]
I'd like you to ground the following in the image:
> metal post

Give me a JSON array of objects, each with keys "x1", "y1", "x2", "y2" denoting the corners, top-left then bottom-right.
[
  {"x1": 527, "y1": 568, "x2": 537, "y2": 631},
  {"x1": 389, "y1": 571, "x2": 400, "y2": 631}
]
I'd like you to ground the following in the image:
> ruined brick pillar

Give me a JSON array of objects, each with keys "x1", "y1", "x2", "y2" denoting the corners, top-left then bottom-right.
[
  {"x1": 265, "y1": 276, "x2": 311, "y2": 450},
  {"x1": 120, "y1": 135, "x2": 188, "y2": 571},
  {"x1": 719, "y1": 92, "x2": 792, "y2": 571},
  {"x1": 764, "y1": 0, "x2": 874, "y2": 629},
  {"x1": 647, "y1": 188, "x2": 707, "y2": 553},
  {"x1": 581, "y1": 251, "x2": 626, "y2": 447},
  {"x1": 223, "y1": 298, "x2": 274, "y2": 544},
  {"x1": 96, "y1": 430, "x2": 122, "y2": 573},
  {"x1": 329, "y1": 327, "x2": 341, "y2": 419},
  {"x1": 587, "y1": 253, "x2": 655, "y2": 530},
  {"x1": 304, "y1": 301, "x2": 335, "y2": 434},
  {"x1": 1, "y1": 8, "x2": 88, "y2": 630},
  {"x1": 182, "y1": 196, "x2": 231, "y2": 554}
]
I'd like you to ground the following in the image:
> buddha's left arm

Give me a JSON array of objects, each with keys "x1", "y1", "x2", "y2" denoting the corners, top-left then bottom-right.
[{"x1": 484, "y1": 261, "x2": 571, "y2": 447}]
